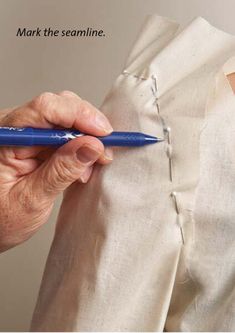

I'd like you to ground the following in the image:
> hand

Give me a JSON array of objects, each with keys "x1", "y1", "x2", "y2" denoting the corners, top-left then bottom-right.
[
  {"x1": 0, "y1": 90, "x2": 114, "y2": 252},
  {"x1": 227, "y1": 72, "x2": 235, "y2": 93}
]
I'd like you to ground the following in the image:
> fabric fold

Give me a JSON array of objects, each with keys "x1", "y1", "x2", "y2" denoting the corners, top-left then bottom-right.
[{"x1": 31, "y1": 15, "x2": 235, "y2": 332}]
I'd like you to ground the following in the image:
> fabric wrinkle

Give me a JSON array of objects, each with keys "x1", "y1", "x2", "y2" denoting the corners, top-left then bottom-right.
[{"x1": 30, "y1": 15, "x2": 235, "y2": 332}]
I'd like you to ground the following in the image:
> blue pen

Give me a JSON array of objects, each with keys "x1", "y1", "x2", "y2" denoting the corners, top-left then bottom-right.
[{"x1": 0, "y1": 127, "x2": 163, "y2": 147}]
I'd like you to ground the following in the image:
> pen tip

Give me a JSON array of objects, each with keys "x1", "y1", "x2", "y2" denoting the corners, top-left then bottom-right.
[{"x1": 145, "y1": 134, "x2": 164, "y2": 144}]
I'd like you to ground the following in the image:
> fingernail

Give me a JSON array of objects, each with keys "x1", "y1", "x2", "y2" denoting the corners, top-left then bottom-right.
[
  {"x1": 104, "y1": 148, "x2": 113, "y2": 160},
  {"x1": 76, "y1": 144, "x2": 101, "y2": 164},
  {"x1": 95, "y1": 113, "x2": 113, "y2": 133},
  {"x1": 80, "y1": 175, "x2": 88, "y2": 183},
  {"x1": 80, "y1": 167, "x2": 92, "y2": 183},
  {"x1": 80, "y1": 171, "x2": 90, "y2": 183}
]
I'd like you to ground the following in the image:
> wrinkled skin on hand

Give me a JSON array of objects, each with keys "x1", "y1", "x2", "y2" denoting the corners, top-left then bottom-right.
[{"x1": 0, "y1": 90, "x2": 114, "y2": 252}]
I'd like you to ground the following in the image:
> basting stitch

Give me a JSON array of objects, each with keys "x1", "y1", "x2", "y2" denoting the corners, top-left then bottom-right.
[
  {"x1": 151, "y1": 75, "x2": 173, "y2": 182},
  {"x1": 151, "y1": 74, "x2": 184, "y2": 245},
  {"x1": 121, "y1": 70, "x2": 184, "y2": 244},
  {"x1": 122, "y1": 70, "x2": 147, "y2": 81},
  {"x1": 171, "y1": 192, "x2": 185, "y2": 244}
]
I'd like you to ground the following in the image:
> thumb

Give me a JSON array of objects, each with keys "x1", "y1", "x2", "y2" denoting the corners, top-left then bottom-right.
[{"x1": 31, "y1": 136, "x2": 104, "y2": 198}]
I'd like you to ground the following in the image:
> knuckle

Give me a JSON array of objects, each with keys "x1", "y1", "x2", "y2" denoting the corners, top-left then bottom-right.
[
  {"x1": 59, "y1": 90, "x2": 80, "y2": 99},
  {"x1": 1, "y1": 110, "x2": 19, "y2": 126},
  {"x1": 30, "y1": 92, "x2": 55, "y2": 112},
  {"x1": 52, "y1": 158, "x2": 78, "y2": 185},
  {"x1": 79, "y1": 100, "x2": 93, "y2": 118}
]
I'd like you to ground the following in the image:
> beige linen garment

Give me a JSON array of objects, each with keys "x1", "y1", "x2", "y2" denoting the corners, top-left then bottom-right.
[{"x1": 31, "y1": 15, "x2": 235, "y2": 331}]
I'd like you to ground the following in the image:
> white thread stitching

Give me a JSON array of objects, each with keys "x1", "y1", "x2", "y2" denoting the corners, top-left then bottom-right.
[
  {"x1": 121, "y1": 70, "x2": 184, "y2": 244},
  {"x1": 122, "y1": 70, "x2": 147, "y2": 81},
  {"x1": 151, "y1": 75, "x2": 185, "y2": 244}
]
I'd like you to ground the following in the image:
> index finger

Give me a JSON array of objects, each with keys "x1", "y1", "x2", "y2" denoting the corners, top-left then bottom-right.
[{"x1": 1, "y1": 90, "x2": 113, "y2": 136}]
